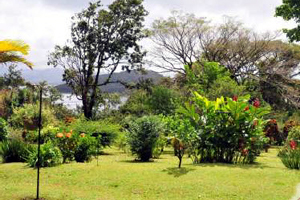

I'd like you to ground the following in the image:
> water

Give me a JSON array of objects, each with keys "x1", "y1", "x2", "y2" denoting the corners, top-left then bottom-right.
[{"x1": 57, "y1": 93, "x2": 128, "y2": 110}]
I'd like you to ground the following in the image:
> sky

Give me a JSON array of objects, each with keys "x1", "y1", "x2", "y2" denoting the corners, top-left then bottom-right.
[{"x1": 0, "y1": 0, "x2": 297, "y2": 69}]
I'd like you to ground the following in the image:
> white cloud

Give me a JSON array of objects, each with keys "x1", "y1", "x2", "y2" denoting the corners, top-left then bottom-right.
[{"x1": 0, "y1": 0, "x2": 296, "y2": 69}]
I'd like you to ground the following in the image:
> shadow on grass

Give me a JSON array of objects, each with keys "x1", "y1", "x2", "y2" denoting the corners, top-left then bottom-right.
[
  {"x1": 190, "y1": 161, "x2": 273, "y2": 169},
  {"x1": 162, "y1": 167, "x2": 195, "y2": 177},
  {"x1": 21, "y1": 197, "x2": 47, "y2": 200},
  {"x1": 120, "y1": 159, "x2": 155, "y2": 163}
]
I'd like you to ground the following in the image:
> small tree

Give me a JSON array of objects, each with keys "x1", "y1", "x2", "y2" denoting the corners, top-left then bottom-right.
[
  {"x1": 48, "y1": 0, "x2": 148, "y2": 119},
  {"x1": 127, "y1": 116, "x2": 163, "y2": 161}
]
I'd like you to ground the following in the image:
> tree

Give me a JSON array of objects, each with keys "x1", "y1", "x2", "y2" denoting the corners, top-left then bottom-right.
[
  {"x1": 48, "y1": 0, "x2": 148, "y2": 119},
  {"x1": 0, "y1": 40, "x2": 33, "y2": 69},
  {"x1": 148, "y1": 11, "x2": 207, "y2": 75},
  {"x1": 3, "y1": 65, "x2": 25, "y2": 88},
  {"x1": 276, "y1": 0, "x2": 300, "y2": 42}
]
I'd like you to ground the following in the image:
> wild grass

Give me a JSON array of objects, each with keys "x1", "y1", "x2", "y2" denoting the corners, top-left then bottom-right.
[{"x1": 0, "y1": 147, "x2": 299, "y2": 200}]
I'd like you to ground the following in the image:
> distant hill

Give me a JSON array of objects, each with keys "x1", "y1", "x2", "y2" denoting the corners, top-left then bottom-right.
[{"x1": 56, "y1": 70, "x2": 163, "y2": 93}]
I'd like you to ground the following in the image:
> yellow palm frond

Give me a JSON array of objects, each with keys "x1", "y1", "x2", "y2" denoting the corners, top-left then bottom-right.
[
  {"x1": 0, "y1": 40, "x2": 30, "y2": 55},
  {"x1": 0, "y1": 40, "x2": 33, "y2": 69}
]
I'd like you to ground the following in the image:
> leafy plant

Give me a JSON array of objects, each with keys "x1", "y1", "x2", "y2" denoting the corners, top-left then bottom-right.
[
  {"x1": 0, "y1": 117, "x2": 8, "y2": 141},
  {"x1": 27, "y1": 142, "x2": 62, "y2": 168},
  {"x1": 74, "y1": 135, "x2": 96, "y2": 163},
  {"x1": 179, "y1": 92, "x2": 270, "y2": 164},
  {"x1": 127, "y1": 115, "x2": 163, "y2": 161},
  {"x1": 0, "y1": 139, "x2": 33, "y2": 163}
]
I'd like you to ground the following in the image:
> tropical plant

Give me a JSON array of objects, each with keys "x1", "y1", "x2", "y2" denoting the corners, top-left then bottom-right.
[
  {"x1": 179, "y1": 93, "x2": 270, "y2": 164},
  {"x1": 0, "y1": 40, "x2": 33, "y2": 68},
  {"x1": 0, "y1": 139, "x2": 33, "y2": 163},
  {"x1": 27, "y1": 142, "x2": 62, "y2": 168}
]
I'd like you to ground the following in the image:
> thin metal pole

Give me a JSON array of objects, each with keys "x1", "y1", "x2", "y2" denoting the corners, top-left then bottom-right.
[{"x1": 36, "y1": 87, "x2": 43, "y2": 200}]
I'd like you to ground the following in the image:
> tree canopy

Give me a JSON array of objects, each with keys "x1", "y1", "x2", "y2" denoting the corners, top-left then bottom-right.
[
  {"x1": 48, "y1": 0, "x2": 148, "y2": 119},
  {"x1": 276, "y1": 0, "x2": 300, "y2": 42}
]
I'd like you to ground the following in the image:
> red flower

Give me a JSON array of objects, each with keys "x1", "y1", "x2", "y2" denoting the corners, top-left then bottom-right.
[
  {"x1": 242, "y1": 149, "x2": 249, "y2": 156},
  {"x1": 290, "y1": 140, "x2": 297, "y2": 150},
  {"x1": 253, "y1": 99, "x2": 260, "y2": 108},
  {"x1": 244, "y1": 106, "x2": 249, "y2": 111},
  {"x1": 270, "y1": 119, "x2": 277, "y2": 124},
  {"x1": 232, "y1": 95, "x2": 238, "y2": 102},
  {"x1": 66, "y1": 132, "x2": 72, "y2": 138}
]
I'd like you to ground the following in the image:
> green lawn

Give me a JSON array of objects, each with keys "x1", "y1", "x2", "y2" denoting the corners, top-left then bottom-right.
[{"x1": 0, "y1": 147, "x2": 299, "y2": 200}]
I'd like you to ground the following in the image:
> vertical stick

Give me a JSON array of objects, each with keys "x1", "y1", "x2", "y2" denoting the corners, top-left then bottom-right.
[{"x1": 36, "y1": 87, "x2": 43, "y2": 200}]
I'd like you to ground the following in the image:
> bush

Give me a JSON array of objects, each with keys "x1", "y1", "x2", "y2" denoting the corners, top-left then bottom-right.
[
  {"x1": 278, "y1": 148, "x2": 300, "y2": 169},
  {"x1": 152, "y1": 135, "x2": 167, "y2": 159},
  {"x1": 54, "y1": 129, "x2": 77, "y2": 163},
  {"x1": 0, "y1": 118, "x2": 8, "y2": 141},
  {"x1": 71, "y1": 119, "x2": 121, "y2": 148},
  {"x1": 179, "y1": 93, "x2": 270, "y2": 164},
  {"x1": 10, "y1": 103, "x2": 57, "y2": 129},
  {"x1": 24, "y1": 125, "x2": 59, "y2": 144},
  {"x1": 264, "y1": 119, "x2": 284, "y2": 146},
  {"x1": 74, "y1": 135, "x2": 96, "y2": 162},
  {"x1": 0, "y1": 139, "x2": 33, "y2": 163},
  {"x1": 27, "y1": 142, "x2": 62, "y2": 167},
  {"x1": 127, "y1": 116, "x2": 163, "y2": 161}
]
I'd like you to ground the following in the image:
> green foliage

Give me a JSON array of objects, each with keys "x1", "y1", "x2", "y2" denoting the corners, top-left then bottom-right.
[
  {"x1": 120, "y1": 89, "x2": 151, "y2": 116},
  {"x1": 54, "y1": 129, "x2": 77, "y2": 163},
  {"x1": 127, "y1": 115, "x2": 163, "y2": 161},
  {"x1": 74, "y1": 136, "x2": 97, "y2": 163},
  {"x1": 152, "y1": 135, "x2": 167, "y2": 159},
  {"x1": 206, "y1": 76, "x2": 245, "y2": 100},
  {"x1": 0, "y1": 118, "x2": 8, "y2": 141},
  {"x1": 185, "y1": 61, "x2": 230, "y2": 93},
  {"x1": 287, "y1": 126, "x2": 300, "y2": 142},
  {"x1": 70, "y1": 119, "x2": 121, "y2": 148},
  {"x1": 279, "y1": 126, "x2": 300, "y2": 169},
  {"x1": 276, "y1": 0, "x2": 300, "y2": 42},
  {"x1": 10, "y1": 103, "x2": 57, "y2": 129},
  {"x1": 179, "y1": 92, "x2": 270, "y2": 164},
  {"x1": 0, "y1": 139, "x2": 33, "y2": 163},
  {"x1": 24, "y1": 125, "x2": 59, "y2": 144},
  {"x1": 148, "y1": 86, "x2": 180, "y2": 115},
  {"x1": 278, "y1": 148, "x2": 300, "y2": 169},
  {"x1": 48, "y1": 0, "x2": 148, "y2": 119},
  {"x1": 27, "y1": 142, "x2": 62, "y2": 168}
]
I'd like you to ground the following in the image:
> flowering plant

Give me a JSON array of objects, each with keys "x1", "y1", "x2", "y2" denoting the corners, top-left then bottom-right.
[{"x1": 179, "y1": 92, "x2": 270, "y2": 164}]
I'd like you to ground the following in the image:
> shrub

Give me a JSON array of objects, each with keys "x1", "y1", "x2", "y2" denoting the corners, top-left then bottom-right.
[
  {"x1": 74, "y1": 135, "x2": 96, "y2": 162},
  {"x1": 0, "y1": 118, "x2": 8, "y2": 141},
  {"x1": 10, "y1": 103, "x2": 57, "y2": 129},
  {"x1": 127, "y1": 116, "x2": 163, "y2": 161},
  {"x1": 0, "y1": 139, "x2": 33, "y2": 163},
  {"x1": 278, "y1": 148, "x2": 300, "y2": 169},
  {"x1": 54, "y1": 129, "x2": 77, "y2": 163},
  {"x1": 71, "y1": 120, "x2": 121, "y2": 148},
  {"x1": 264, "y1": 119, "x2": 284, "y2": 146},
  {"x1": 152, "y1": 135, "x2": 167, "y2": 159},
  {"x1": 24, "y1": 125, "x2": 59, "y2": 144},
  {"x1": 179, "y1": 93, "x2": 270, "y2": 164},
  {"x1": 27, "y1": 142, "x2": 62, "y2": 167}
]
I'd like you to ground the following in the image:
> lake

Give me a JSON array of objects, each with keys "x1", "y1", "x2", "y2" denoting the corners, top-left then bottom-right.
[{"x1": 57, "y1": 93, "x2": 128, "y2": 110}]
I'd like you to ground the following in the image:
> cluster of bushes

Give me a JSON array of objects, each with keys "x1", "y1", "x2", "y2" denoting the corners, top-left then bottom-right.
[{"x1": 0, "y1": 117, "x2": 121, "y2": 167}]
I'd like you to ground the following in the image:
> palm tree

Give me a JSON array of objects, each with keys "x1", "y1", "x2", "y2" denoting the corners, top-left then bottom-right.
[{"x1": 0, "y1": 40, "x2": 33, "y2": 69}]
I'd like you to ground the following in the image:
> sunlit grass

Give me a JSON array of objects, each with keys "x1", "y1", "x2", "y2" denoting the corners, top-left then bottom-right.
[{"x1": 0, "y1": 147, "x2": 299, "y2": 200}]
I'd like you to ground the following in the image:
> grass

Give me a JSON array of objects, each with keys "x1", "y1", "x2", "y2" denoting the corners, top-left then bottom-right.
[{"x1": 0, "y1": 147, "x2": 300, "y2": 200}]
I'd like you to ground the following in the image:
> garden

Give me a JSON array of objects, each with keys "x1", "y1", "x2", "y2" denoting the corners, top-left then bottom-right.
[{"x1": 1, "y1": 0, "x2": 300, "y2": 199}]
